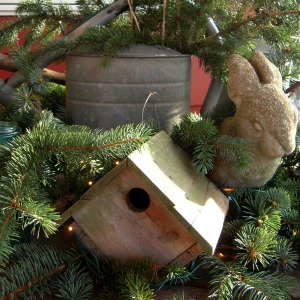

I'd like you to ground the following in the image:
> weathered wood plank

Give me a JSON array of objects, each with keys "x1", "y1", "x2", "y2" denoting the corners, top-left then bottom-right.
[
  {"x1": 57, "y1": 199, "x2": 88, "y2": 226},
  {"x1": 73, "y1": 168, "x2": 203, "y2": 267}
]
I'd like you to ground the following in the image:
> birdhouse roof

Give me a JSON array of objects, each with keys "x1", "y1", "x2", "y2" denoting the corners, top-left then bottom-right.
[{"x1": 126, "y1": 131, "x2": 228, "y2": 253}]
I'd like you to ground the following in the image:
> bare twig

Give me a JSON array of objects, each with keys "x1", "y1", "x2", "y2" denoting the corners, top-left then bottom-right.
[{"x1": 202, "y1": 10, "x2": 300, "y2": 43}]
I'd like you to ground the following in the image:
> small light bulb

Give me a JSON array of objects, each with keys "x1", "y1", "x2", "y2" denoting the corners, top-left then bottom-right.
[
  {"x1": 59, "y1": 20, "x2": 65, "y2": 35},
  {"x1": 68, "y1": 226, "x2": 73, "y2": 231},
  {"x1": 80, "y1": 160, "x2": 84, "y2": 163},
  {"x1": 223, "y1": 187, "x2": 235, "y2": 193},
  {"x1": 115, "y1": 160, "x2": 120, "y2": 165},
  {"x1": 88, "y1": 180, "x2": 93, "y2": 186}
]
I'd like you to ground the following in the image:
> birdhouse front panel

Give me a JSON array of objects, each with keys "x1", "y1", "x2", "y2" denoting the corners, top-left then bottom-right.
[{"x1": 73, "y1": 162, "x2": 205, "y2": 267}]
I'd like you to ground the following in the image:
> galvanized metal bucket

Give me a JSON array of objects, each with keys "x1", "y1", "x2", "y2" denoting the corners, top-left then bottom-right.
[{"x1": 66, "y1": 45, "x2": 191, "y2": 133}]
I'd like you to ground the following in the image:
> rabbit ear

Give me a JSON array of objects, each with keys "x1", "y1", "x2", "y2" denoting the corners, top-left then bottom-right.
[
  {"x1": 249, "y1": 51, "x2": 282, "y2": 86},
  {"x1": 227, "y1": 54, "x2": 260, "y2": 107}
]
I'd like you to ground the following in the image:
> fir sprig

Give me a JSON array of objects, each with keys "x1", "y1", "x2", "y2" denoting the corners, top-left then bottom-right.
[
  {"x1": 171, "y1": 113, "x2": 252, "y2": 175},
  {"x1": 0, "y1": 217, "x2": 19, "y2": 268},
  {"x1": 121, "y1": 271, "x2": 155, "y2": 300},
  {"x1": 242, "y1": 189, "x2": 287, "y2": 232},
  {"x1": 0, "y1": 243, "x2": 65, "y2": 299},
  {"x1": 0, "y1": 0, "x2": 82, "y2": 50},
  {"x1": 199, "y1": 253, "x2": 297, "y2": 300},
  {"x1": 54, "y1": 264, "x2": 93, "y2": 300},
  {"x1": 272, "y1": 236, "x2": 299, "y2": 273},
  {"x1": 0, "y1": 243, "x2": 93, "y2": 300},
  {"x1": 98, "y1": 257, "x2": 157, "y2": 299},
  {"x1": 234, "y1": 224, "x2": 277, "y2": 270}
]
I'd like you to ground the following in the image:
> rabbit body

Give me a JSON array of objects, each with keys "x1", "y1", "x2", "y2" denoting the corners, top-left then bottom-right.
[{"x1": 209, "y1": 52, "x2": 298, "y2": 188}]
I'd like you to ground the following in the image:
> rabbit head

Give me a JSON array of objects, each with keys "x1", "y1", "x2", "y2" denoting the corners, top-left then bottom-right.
[{"x1": 209, "y1": 52, "x2": 298, "y2": 188}]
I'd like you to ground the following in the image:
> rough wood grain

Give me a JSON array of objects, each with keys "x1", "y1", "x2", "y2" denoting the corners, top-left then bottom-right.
[
  {"x1": 69, "y1": 131, "x2": 229, "y2": 268},
  {"x1": 73, "y1": 167, "x2": 203, "y2": 267}
]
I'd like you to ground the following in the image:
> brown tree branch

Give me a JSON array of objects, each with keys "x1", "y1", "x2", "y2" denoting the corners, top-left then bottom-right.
[
  {"x1": 3, "y1": 264, "x2": 66, "y2": 300},
  {"x1": 0, "y1": 53, "x2": 65, "y2": 85}
]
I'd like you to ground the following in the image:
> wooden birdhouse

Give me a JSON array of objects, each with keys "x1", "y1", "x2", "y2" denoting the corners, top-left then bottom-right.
[{"x1": 60, "y1": 131, "x2": 229, "y2": 268}]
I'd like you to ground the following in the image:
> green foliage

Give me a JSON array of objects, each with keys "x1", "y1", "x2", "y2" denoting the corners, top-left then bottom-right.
[
  {"x1": 273, "y1": 236, "x2": 299, "y2": 273},
  {"x1": 0, "y1": 0, "x2": 85, "y2": 50},
  {"x1": 54, "y1": 264, "x2": 93, "y2": 300},
  {"x1": 120, "y1": 271, "x2": 155, "y2": 300},
  {"x1": 76, "y1": 0, "x2": 110, "y2": 18},
  {"x1": 0, "y1": 81, "x2": 66, "y2": 129},
  {"x1": 220, "y1": 186, "x2": 299, "y2": 272},
  {"x1": 157, "y1": 264, "x2": 193, "y2": 289},
  {"x1": 1, "y1": 0, "x2": 299, "y2": 83},
  {"x1": 234, "y1": 224, "x2": 277, "y2": 270},
  {"x1": 199, "y1": 253, "x2": 297, "y2": 300},
  {"x1": 0, "y1": 218, "x2": 19, "y2": 268},
  {"x1": 0, "y1": 243, "x2": 64, "y2": 299},
  {"x1": 98, "y1": 258, "x2": 157, "y2": 299},
  {"x1": 0, "y1": 110, "x2": 154, "y2": 263},
  {"x1": 0, "y1": 243, "x2": 93, "y2": 300},
  {"x1": 171, "y1": 113, "x2": 252, "y2": 175}
]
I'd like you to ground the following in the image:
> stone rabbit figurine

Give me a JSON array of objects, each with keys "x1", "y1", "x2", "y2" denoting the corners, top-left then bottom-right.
[{"x1": 209, "y1": 51, "x2": 298, "y2": 189}]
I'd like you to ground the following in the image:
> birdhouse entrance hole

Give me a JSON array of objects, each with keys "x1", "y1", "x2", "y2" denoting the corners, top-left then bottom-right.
[{"x1": 127, "y1": 188, "x2": 150, "y2": 212}]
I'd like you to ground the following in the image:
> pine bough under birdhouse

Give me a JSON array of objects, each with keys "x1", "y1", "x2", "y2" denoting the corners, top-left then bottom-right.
[{"x1": 60, "y1": 131, "x2": 229, "y2": 268}]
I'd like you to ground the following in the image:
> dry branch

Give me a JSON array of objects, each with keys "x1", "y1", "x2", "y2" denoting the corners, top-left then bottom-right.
[{"x1": 0, "y1": 53, "x2": 66, "y2": 85}]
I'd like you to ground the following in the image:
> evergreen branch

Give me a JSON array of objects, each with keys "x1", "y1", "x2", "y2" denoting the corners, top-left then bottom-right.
[
  {"x1": 171, "y1": 113, "x2": 251, "y2": 175},
  {"x1": 233, "y1": 224, "x2": 277, "y2": 270},
  {"x1": 54, "y1": 264, "x2": 93, "y2": 300},
  {"x1": 157, "y1": 265, "x2": 191, "y2": 289},
  {"x1": 222, "y1": 219, "x2": 245, "y2": 238},
  {"x1": 259, "y1": 188, "x2": 291, "y2": 212},
  {"x1": 2, "y1": 264, "x2": 66, "y2": 300},
  {"x1": 98, "y1": 257, "x2": 157, "y2": 299},
  {"x1": 242, "y1": 190, "x2": 282, "y2": 232},
  {"x1": 200, "y1": 253, "x2": 296, "y2": 300},
  {"x1": 192, "y1": 140, "x2": 216, "y2": 174},
  {"x1": 0, "y1": 137, "x2": 59, "y2": 237},
  {"x1": 0, "y1": 216, "x2": 19, "y2": 268},
  {"x1": 281, "y1": 208, "x2": 300, "y2": 233},
  {"x1": 121, "y1": 271, "x2": 155, "y2": 300},
  {"x1": 213, "y1": 135, "x2": 253, "y2": 171},
  {"x1": 272, "y1": 236, "x2": 299, "y2": 273},
  {"x1": 171, "y1": 113, "x2": 218, "y2": 148},
  {"x1": 202, "y1": 9, "x2": 300, "y2": 44},
  {"x1": 0, "y1": 243, "x2": 66, "y2": 299},
  {"x1": 233, "y1": 272, "x2": 294, "y2": 300},
  {"x1": 38, "y1": 137, "x2": 146, "y2": 152}
]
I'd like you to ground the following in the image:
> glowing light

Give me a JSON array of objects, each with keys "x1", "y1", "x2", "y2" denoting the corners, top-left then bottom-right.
[
  {"x1": 68, "y1": 226, "x2": 73, "y2": 232},
  {"x1": 115, "y1": 160, "x2": 120, "y2": 165},
  {"x1": 88, "y1": 181, "x2": 93, "y2": 186},
  {"x1": 59, "y1": 20, "x2": 65, "y2": 35},
  {"x1": 223, "y1": 187, "x2": 235, "y2": 193},
  {"x1": 217, "y1": 252, "x2": 225, "y2": 258}
]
